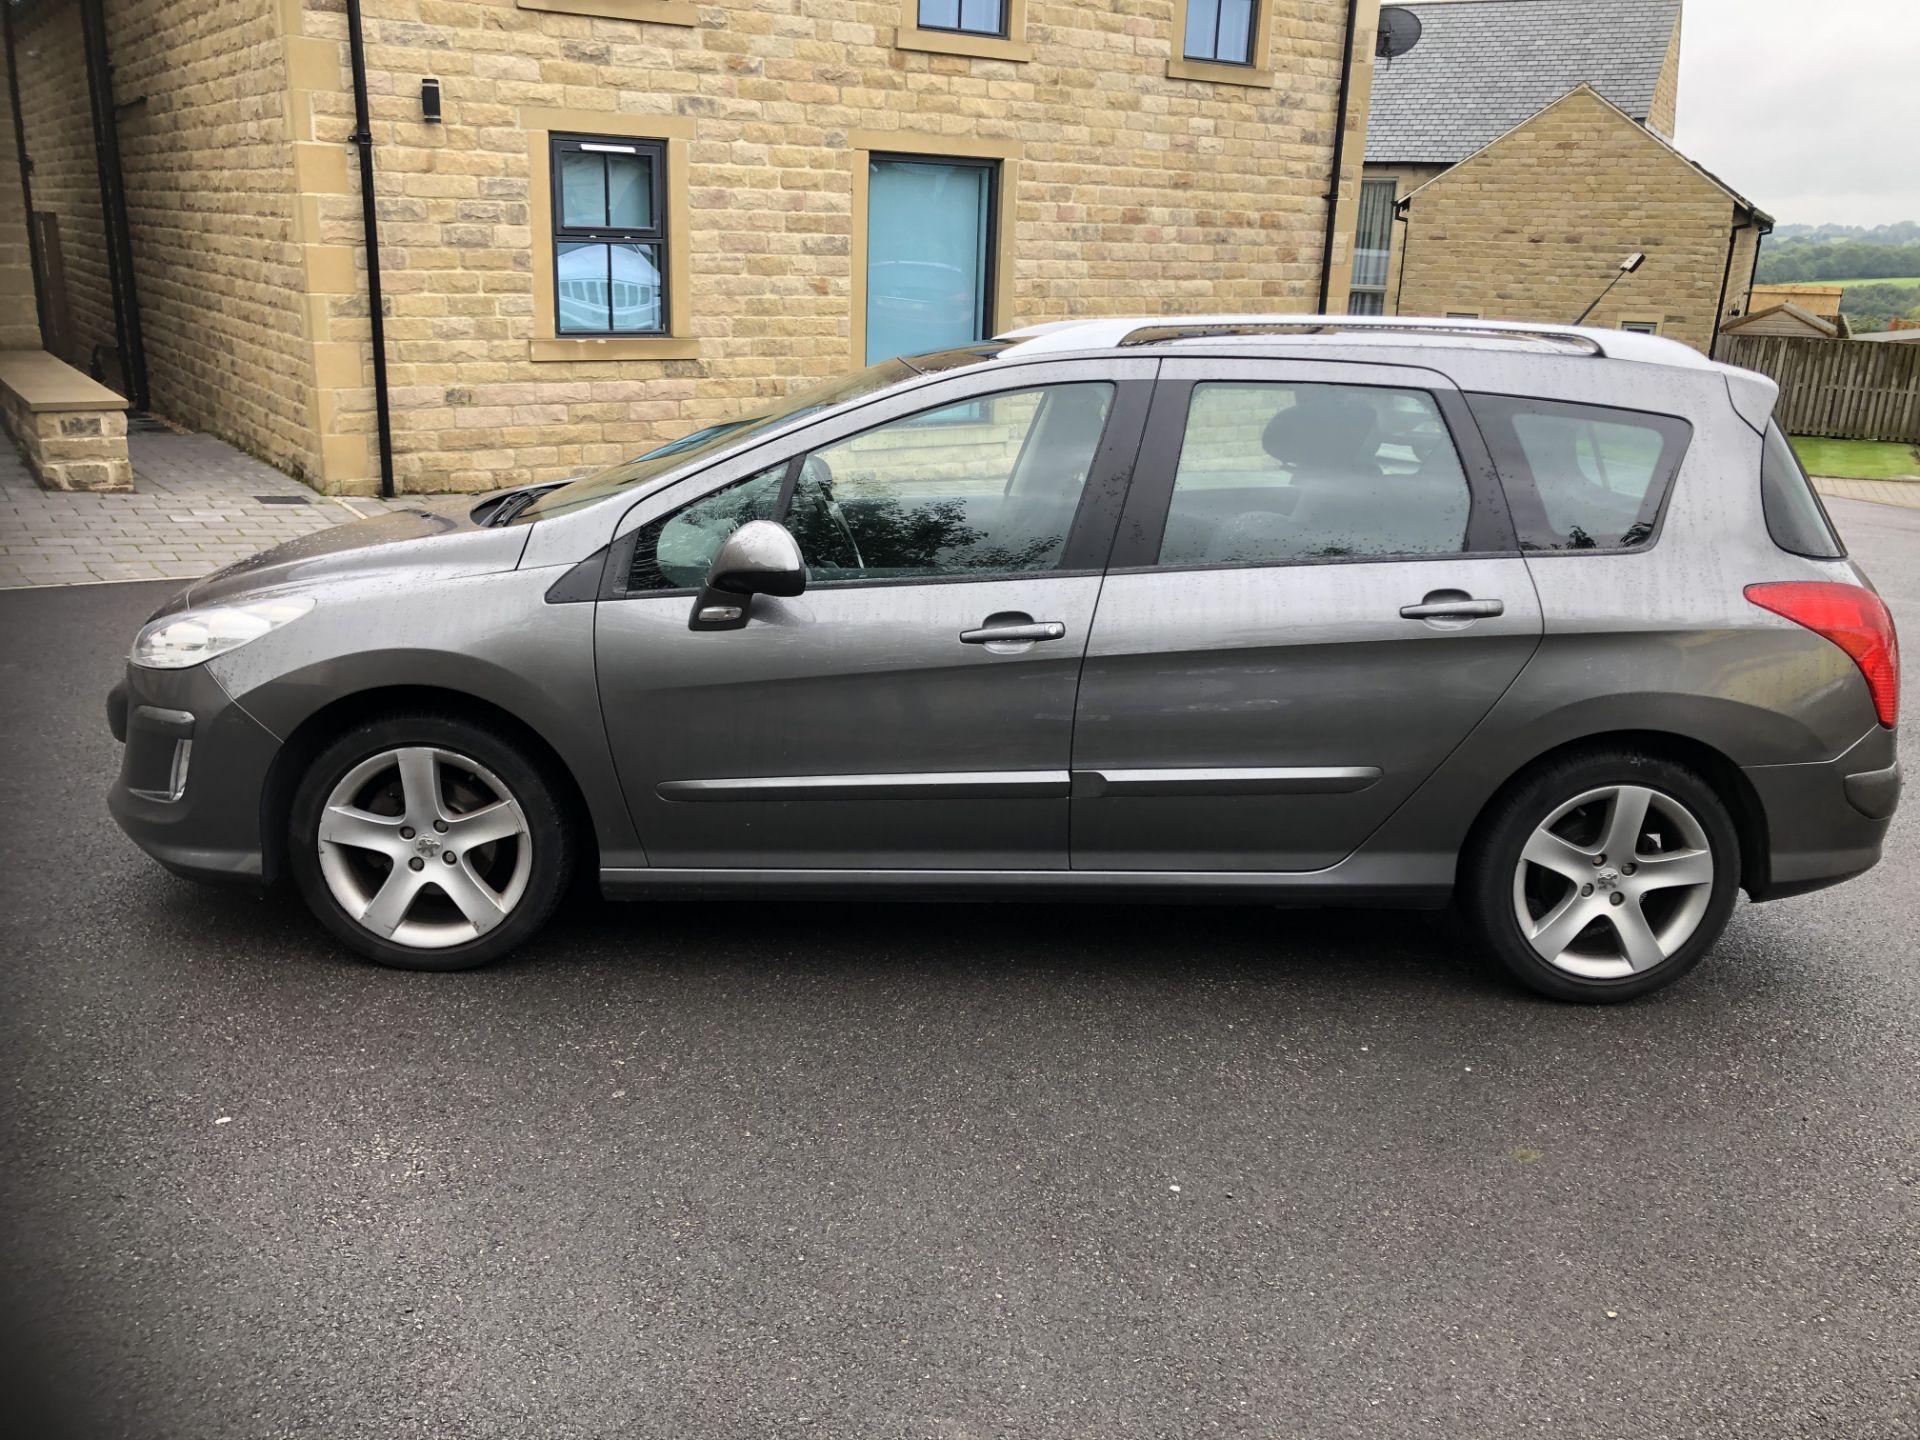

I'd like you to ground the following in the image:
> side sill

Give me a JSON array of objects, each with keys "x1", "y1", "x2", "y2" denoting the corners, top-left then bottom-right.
[{"x1": 599, "y1": 864, "x2": 1452, "y2": 907}]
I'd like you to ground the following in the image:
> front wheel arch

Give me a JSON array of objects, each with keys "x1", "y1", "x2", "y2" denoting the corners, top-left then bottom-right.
[{"x1": 260, "y1": 685, "x2": 599, "y2": 888}]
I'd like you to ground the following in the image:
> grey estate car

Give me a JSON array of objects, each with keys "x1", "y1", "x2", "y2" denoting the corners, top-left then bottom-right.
[{"x1": 107, "y1": 316, "x2": 1902, "y2": 1002}]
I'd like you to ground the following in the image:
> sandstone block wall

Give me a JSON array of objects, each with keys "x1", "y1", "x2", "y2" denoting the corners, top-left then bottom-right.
[
  {"x1": 0, "y1": 34, "x2": 41, "y2": 352},
  {"x1": 1393, "y1": 87, "x2": 1749, "y2": 353},
  {"x1": 278, "y1": 0, "x2": 1378, "y2": 493},
  {"x1": 105, "y1": 0, "x2": 321, "y2": 482},
  {"x1": 11, "y1": 0, "x2": 115, "y2": 374}
]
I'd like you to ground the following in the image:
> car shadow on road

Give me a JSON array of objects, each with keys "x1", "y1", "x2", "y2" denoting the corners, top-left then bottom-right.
[{"x1": 131, "y1": 862, "x2": 1528, "y2": 1007}]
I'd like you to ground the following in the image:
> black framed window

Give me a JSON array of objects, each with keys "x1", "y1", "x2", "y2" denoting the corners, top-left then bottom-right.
[
  {"x1": 1468, "y1": 393, "x2": 1692, "y2": 552},
  {"x1": 1183, "y1": 0, "x2": 1255, "y2": 64},
  {"x1": 551, "y1": 134, "x2": 667, "y2": 336},
  {"x1": 916, "y1": 0, "x2": 1006, "y2": 36}
]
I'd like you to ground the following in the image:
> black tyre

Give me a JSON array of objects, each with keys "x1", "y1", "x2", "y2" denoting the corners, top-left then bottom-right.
[
  {"x1": 1463, "y1": 748, "x2": 1741, "y2": 1003},
  {"x1": 288, "y1": 712, "x2": 573, "y2": 971}
]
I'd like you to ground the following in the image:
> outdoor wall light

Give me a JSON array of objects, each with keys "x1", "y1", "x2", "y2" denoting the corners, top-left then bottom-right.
[{"x1": 421, "y1": 77, "x2": 442, "y2": 123}]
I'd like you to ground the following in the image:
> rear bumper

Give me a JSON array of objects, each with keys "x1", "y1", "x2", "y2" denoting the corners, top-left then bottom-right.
[
  {"x1": 1743, "y1": 725, "x2": 1899, "y2": 901},
  {"x1": 107, "y1": 662, "x2": 281, "y2": 885}
]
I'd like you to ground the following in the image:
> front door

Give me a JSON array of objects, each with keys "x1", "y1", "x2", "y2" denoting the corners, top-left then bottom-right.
[
  {"x1": 1071, "y1": 358, "x2": 1543, "y2": 872},
  {"x1": 595, "y1": 359, "x2": 1154, "y2": 871}
]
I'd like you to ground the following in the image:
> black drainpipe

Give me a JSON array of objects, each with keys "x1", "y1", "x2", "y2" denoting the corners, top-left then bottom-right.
[
  {"x1": 1711, "y1": 213, "x2": 1742, "y2": 356},
  {"x1": 1392, "y1": 197, "x2": 1411, "y2": 315},
  {"x1": 2, "y1": 4, "x2": 52, "y2": 350},
  {"x1": 1315, "y1": 0, "x2": 1364, "y2": 314},
  {"x1": 79, "y1": 0, "x2": 147, "y2": 409},
  {"x1": 1745, "y1": 216, "x2": 1774, "y2": 307},
  {"x1": 345, "y1": 0, "x2": 396, "y2": 499}
]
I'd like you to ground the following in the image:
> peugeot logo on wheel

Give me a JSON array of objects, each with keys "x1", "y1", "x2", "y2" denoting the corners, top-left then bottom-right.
[{"x1": 415, "y1": 834, "x2": 442, "y2": 858}]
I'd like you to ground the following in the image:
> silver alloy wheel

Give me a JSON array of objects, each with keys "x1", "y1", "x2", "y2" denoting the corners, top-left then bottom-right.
[
  {"x1": 1510, "y1": 784, "x2": 1715, "y2": 980},
  {"x1": 316, "y1": 746, "x2": 533, "y2": 950}
]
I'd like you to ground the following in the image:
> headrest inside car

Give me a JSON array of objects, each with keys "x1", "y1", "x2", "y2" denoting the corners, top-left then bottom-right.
[{"x1": 1261, "y1": 392, "x2": 1379, "y2": 469}]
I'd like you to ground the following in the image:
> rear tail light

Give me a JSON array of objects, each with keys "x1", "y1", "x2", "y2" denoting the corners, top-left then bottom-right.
[{"x1": 1746, "y1": 581, "x2": 1900, "y2": 727}]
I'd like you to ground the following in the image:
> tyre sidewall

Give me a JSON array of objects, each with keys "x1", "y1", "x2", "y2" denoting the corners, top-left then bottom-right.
[
  {"x1": 289, "y1": 713, "x2": 571, "y2": 972},
  {"x1": 1468, "y1": 752, "x2": 1740, "y2": 1004}
]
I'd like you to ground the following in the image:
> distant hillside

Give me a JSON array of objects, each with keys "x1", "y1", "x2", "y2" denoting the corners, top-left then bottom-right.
[
  {"x1": 1770, "y1": 221, "x2": 1920, "y2": 245},
  {"x1": 1756, "y1": 229, "x2": 1920, "y2": 286},
  {"x1": 1752, "y1": 222, "x2": 1920, "y2": 330}
]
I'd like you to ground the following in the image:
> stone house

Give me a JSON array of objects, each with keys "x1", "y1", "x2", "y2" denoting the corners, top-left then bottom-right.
[
  {"x1": 1348, "y1": 0, "x2": 1771, "y2": 353},
  {"x1": 2, "y1": 0, "x2": 1386, "y2": 495}
]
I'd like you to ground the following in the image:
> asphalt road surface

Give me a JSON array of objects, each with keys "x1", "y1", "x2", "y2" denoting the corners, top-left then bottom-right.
[{"x1": 3, "y1": 498, "x2": 1915, "y2": 1440}]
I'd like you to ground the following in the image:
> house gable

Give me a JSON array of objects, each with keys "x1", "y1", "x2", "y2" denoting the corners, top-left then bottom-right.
[{"x1": 1392, "y1": 86, "x2": 1759, "y2": 352}]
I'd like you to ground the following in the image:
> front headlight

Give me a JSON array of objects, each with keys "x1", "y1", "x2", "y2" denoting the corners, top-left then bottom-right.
[{"x1": 131, "y1": 595, "x2": 316, "y2": 670}]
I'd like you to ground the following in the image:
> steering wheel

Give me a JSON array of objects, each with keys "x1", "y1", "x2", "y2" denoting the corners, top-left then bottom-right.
[{"x1": 800, "y1": 456, "x2": 864, "y2": 572}]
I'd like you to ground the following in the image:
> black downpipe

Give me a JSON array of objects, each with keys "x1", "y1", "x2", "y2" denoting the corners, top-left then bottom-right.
[
  {"x1": 1392, "y1": 200, "x2": 1411, "y2": 315},
  {"x1": 1315, "y1": 0, "x2": 1364, "y2": 314},
  {"x1": 79, "y1": 0, "x2": 147, "y2": 409},
  {"x1": 2, "y1": 4, "x2": 52, "y2": 350},
  {"x1": 1711, "y1": 215, "x2": 1742, "y2": 356},
  {"x1": 1745, "y1": 217, "x2": 1774, "y2": 307},
  {"x1": 345, "y1": 0, "x2": 396, "y2": 499}
]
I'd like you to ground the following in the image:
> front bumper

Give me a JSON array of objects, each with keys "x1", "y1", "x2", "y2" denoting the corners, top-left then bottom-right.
[
  {"x1": 107, "y1": 662, "x2": 282, "y2": 884},
  {"x1": 1744, "y1": 724, "x2": 1900, "y2": 901}
]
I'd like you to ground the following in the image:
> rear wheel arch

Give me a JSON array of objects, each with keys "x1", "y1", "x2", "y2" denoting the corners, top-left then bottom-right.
[
  {"x1": 1463, "y1": 729, "x2": 1768, "y2": 896},
  {"x1": 259, "y1": 685, "x2": 599, "y2": 886}
]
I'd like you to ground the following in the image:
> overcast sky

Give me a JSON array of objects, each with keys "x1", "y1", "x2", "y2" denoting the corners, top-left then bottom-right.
[{"x1": 1675, "y1": 0, "x2": 1919, "y2": 228}]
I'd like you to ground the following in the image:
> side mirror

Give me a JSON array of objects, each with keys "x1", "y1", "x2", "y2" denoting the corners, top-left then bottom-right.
[{"x1": 689, "y1": 520, "x2": 806, "y2": 631}]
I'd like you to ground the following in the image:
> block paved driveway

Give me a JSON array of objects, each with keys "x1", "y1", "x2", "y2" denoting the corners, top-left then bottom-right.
[{"x1": 0, "y1": 426, "x2": 406, "y2": 590}]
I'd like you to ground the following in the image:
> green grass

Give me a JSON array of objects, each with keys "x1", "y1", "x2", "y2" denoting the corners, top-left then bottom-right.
[{"x1": 1790, "y1": 436, "x2": 1920, "y2": 481}]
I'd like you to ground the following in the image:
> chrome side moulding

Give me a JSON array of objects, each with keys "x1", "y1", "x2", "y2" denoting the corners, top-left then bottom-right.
[
  {"x1": 656, "y1": 771, "x2": 1075, "y2": 802},
  {"x1": 1076, "y1": 766, "x2": 1382, "y2": 797}
]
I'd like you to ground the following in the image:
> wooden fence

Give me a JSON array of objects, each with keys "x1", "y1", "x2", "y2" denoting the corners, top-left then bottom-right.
[{"x1": 1712, "y1": 334, "x2": 1920, "y2": 442}]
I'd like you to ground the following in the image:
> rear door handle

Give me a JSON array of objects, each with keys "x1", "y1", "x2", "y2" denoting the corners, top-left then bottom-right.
[
  {"x1": 1400, "y1": 596, "x2": 1504, "y2": 620},
  {"x1": 960, "y1": 621, "x2": 1067, "y2": 644}
]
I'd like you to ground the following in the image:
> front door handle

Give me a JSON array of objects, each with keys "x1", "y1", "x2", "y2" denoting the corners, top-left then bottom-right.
[
  {"x1": 960, "y1": 621, "x2": 1067, "y2": 645},
  {"x1": 1400, "y1": 594, "x2": 1504, "y2": 621}
]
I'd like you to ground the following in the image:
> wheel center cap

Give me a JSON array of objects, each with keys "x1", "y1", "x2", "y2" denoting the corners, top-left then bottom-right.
[
  {"x1": 415, "y1": 834, "x2": 442, "y2": 858},
  {"x1": 1595, "y1": 870, "x2": 1620, "y2": 891}
]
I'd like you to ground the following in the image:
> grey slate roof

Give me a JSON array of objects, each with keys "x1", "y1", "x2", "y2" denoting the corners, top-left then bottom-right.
[{"x1": 1366, "y1": 0, "x2": 1681, "y2": 164}]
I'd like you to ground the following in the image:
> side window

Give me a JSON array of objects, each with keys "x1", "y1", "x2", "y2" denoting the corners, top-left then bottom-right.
[
  {"x1": 786, "y1": 383, "x2": 1114, "y2": 583},
  {"x1": 1470, "y1": 394, "x2": 1692, "y2": 551},
  {"x1": 1759, "y1": 421, "x2": 1845, "y2": 559},
  {"x1": 1156, "y1": 382, "x2": 1471, "y2": 566},
  {"x1": 626, "y1": 463, "x2": 785, "y2": 592}
]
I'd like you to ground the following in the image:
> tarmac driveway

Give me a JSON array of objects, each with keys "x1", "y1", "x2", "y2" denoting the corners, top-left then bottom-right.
[{"x1": 1, "y1": 499, "x2": 1914, "y2": 1439}]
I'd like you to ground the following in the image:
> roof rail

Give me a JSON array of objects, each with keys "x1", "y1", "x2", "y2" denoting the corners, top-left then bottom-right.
[{"x1": 1115, "y1": 315, "x2": 1607, "y2": 355}]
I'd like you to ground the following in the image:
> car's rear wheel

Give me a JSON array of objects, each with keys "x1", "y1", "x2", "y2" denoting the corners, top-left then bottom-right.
[
  {"x1": 1464, "y1": 749, "x2": 1740, "y2": 1002},
  {"x1": 288, "y1": 714, "x2": 572, "y2": 971}
]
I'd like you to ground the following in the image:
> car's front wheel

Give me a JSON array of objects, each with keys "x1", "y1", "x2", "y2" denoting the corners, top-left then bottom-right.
[
  {"x1": 1464, "y1": 749, "x2": 1740, "y2": 1003},
  {"x1": 288, "y1": 713, "x2": 573, "y2": 971}
]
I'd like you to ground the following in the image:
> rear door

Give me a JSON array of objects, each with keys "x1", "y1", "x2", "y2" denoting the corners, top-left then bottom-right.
[
  {"x1": 1070, "y1": 357, "x2": 1543, "y2": 872},
  {"x1": 594, "y1": 358, "x2": 1155, "y2": 871}
]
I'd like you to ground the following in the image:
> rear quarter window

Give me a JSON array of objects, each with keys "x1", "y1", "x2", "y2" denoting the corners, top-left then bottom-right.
[
  {"x1": 1468, "y1": 394, "x2": 1692, "y2": 552},
  {"x1": 1759, "y1": 422, "x2": 1846, "y2": 559}
]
